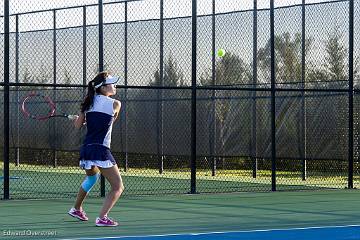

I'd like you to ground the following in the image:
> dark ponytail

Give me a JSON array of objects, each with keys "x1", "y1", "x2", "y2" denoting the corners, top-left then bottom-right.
[{"x1": 81, "y1": 71, "x2": 109, "y2": 112}]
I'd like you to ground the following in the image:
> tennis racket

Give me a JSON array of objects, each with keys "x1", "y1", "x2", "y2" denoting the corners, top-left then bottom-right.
[{"x1": 21, "y1": 92, "x2": 78, "y2": 121}]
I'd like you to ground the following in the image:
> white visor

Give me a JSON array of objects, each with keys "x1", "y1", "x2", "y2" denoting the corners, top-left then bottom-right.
[{"x1": 94, "y1": 75, "x2": 119, "y2": 89}]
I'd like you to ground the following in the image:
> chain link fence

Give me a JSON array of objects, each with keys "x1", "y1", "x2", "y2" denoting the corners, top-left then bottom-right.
[{"x1": 1, "y1": 0, "x2": 359, "y2": 199}]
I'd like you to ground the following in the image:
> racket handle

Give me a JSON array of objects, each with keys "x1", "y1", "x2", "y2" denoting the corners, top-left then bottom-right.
[{"x1": 67, "y1": 114, "x2": 79, "y2": 120}]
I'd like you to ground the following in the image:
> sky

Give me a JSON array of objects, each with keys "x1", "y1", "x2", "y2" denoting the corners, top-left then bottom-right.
[
  {"x1": 0, "y1": 0, "x2": 353, "y2": 85},
  {"x1": 3, "y1": 0, "x2": 340, "y2": 17},
  {"x1": 0, "y1": 0, "x2": 341, "y2": 32}
]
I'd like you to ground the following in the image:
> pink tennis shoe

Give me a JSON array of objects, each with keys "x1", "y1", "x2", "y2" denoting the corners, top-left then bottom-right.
[
  {"x1": 95, "y1": 216, "x2": 119, "y2": 227},
  {"x1": 68, "y1": 208, "x2": 89, "y2": 221}
]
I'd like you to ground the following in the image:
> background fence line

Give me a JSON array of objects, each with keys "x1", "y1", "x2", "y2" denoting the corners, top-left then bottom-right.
[{"x1": 1, "y1": 0, "x2": 359, "y2": 199}]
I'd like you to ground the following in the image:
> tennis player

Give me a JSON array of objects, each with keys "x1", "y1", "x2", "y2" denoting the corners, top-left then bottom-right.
[{"x1": 68, "y1": 71, "x2": 124, "y2": 227}]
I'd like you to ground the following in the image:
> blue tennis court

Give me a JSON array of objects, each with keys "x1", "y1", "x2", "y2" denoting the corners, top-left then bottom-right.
[{"x1": 63, "y1": 225, "x2": 360, "y2": 240}]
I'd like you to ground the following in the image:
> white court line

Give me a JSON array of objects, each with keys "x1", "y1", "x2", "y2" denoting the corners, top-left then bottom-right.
[{"x1": 60, "y1": 224, "x2": 360, "y2": 240}]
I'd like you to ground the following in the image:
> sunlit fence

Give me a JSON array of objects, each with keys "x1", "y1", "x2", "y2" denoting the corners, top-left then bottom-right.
[{"x1": 1, "y1": 0, "x2": 360, "y2": 199}]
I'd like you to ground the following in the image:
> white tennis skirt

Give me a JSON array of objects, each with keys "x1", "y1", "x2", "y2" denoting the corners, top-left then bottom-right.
[{"x1": 79, "y1": 160, "x2": 115, "y2": 170}]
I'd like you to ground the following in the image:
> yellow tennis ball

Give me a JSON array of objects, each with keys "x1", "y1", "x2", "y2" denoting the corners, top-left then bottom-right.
[{"x1": 217, "y1": 48, "x2": 226, "y2": 57}]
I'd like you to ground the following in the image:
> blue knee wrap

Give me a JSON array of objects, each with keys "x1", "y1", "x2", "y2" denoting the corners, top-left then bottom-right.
[{"x1": 81, "y1": 173, "x2": 100, "y2": 192}]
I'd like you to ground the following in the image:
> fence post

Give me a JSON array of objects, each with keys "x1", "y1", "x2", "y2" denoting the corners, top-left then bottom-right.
[
  {"x1": 210, "y1": 0, "x2": 216, "y2": 176},
  {"x1": 157, "y1": 0, "x2": 164, "y2": 174},
  {"x1": 270, "y1": 0, "x2": 276, "y2": 191},
  {"x1": 15, "y1": 14, "x2": 20, "y2": 167},
  {"x1": 190, "y1": 0, "x2": 197, "y2": 194},
  {"x1": 124, "y1": 1, "x2": 129, "y2": 172},
  {"x1": 251, "y1": 0, "x2": 258, "y2": 179},
  {"x1": 52, "y1": 9, "x2": 58, "y2": 168},
  {"x1": 4, "y1": 0, "x2": 10, "y2": 200},
  {"x1": 98, "y1": 0, "x2": 106, "y2": 197},
  {"x1": 301, "y1": 0, "x2": 307, "y2": 181},
  {"x1": 348, "y1": 0, "x2": 354, "y2": 189},
  {"x1": 83, "y1": 6, "x2": 87, "y2": 88}
]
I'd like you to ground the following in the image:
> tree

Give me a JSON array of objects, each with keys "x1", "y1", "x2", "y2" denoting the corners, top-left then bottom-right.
[
  {"x1": 200, "y1": 52, "x2": 251, "y2": 86},
  {"x1": 314, "y1": 27, "x2": 349, "y2": 156},
  {"x1": 126, "y1": 55, "x2": 188, "y2": 169},
  {"x1": 209, "y1": 52, "x2": 251, "y2": 130},
  {"x1": 21, "y1": 66, "x2": 51, "y2": 84},
  {"x1": 22, "y1": 67, "x2": 34, "y2": 83},
  {"x1": 257, "y1": 32, "x2": 313, "y2": 84},
  {"x1": 36, "y1": 64, "x2": 52, "y2": 84},
  {"x1": 257, "y1": 33, "x2": 314, "y2": 160},
  {"x1": 307, "y1": 27, "x2": 360, "y2": 83},
  {"x1": 150, "y1": 55, "x2": 186, "y2": 87},
  {"x1": 323, "y1": 27, "x2": 347, "y2": 81},
  {"x1": 199, "y1": 52, "x2": 252, "y2": 159},
  {"x1": 94, "y1": 62, "x2": 110, "y2": 75},
  {"x1": 63, "y1": 67, "x2": 72, "y2": 85}
]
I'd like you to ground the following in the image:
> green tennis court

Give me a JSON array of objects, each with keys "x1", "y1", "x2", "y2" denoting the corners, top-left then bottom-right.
[{"x1": 1, "y1": 190, "x2": 360, "y2": 239}]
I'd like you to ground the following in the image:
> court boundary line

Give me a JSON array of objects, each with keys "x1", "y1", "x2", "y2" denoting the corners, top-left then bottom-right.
[{"x1": 60, "y1": 224, "x2": 360, "y2": 240}]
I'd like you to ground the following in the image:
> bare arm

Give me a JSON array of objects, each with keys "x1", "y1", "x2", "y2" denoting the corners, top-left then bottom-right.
[
  {"x1": 73, "y1": 112, "x2": 86, "y2": 129},
  {"x1": 113, "y1": 100, "x2": 121, "y2": 121}
]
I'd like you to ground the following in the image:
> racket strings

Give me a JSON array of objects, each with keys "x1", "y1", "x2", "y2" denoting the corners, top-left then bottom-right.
[{"x1": 22, "y1": 94, "x2": 56, "y2": 120}]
